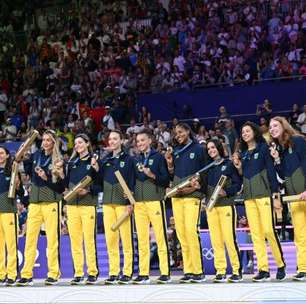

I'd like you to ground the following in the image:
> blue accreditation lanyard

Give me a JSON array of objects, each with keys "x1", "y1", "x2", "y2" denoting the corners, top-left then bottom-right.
[
  {"x1": 70, "y1": 157, "x2": 80, "y2": 166},
  {"x1": 141, "y1": 150, "x2": 153, "y2": 167},
  {"x1": 173, "y1": 140, "x2": 193, "y2": 157},
  {"x1": 37, "y1": 153, "x2": 52, "y2": 168},
  {"x1": 69, "y1": 152, "x2": 92, "y2": 166},
  {"x1": 67, "y1": 153, "x2": 94, "y2": 175},
  {"x1": 137, "y1": 150, "x2": 153, "y2": 172}
]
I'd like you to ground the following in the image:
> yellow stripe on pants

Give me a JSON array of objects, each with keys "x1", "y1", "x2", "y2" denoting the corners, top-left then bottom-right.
[
  {"x1": 172, "y1": 197, "x2": 204, "y2": 275},
  {"x1": 66, "y1": 205, "x2": 98, "y2": 277},
  {"x1": 207, "y1": 205, "x2": 241, "y2": 275},
  {"x1": 134, "y1": 201, "x2": 169, "y2": 276},
  {"x1": 21, "y1": 202, "x2": 60, "y2": 279},
  {"x1": 289, "y1": 200, "x2": 306, "y2": 272},
  {"x1": 245, "y1": 197, "x2": 285, "y2": 272},
  {"x1": 0, "y1": 213, "x2": 18, "y2": 280},
  {"x1": 103, "y1": 204, "x2": 134, "y2": 277}
]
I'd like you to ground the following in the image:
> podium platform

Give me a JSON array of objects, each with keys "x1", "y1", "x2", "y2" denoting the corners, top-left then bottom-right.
[{"x1": 1, "y1": 276, "x2": 305, "y2": 304}]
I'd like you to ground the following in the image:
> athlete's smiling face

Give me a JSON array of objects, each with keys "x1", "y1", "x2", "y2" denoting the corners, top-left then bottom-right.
[
  {"x1": 175, "y1": 126, "x2": 189, "y2": 145},
  {"x1": 269, "y1": 119, "x2": 283, "y2": 139},
  {"x1": 241, "y1": 125, "x2": 255, "y2": 144},
  {"x1": 136, "y1": 133, "x2": 151, "y2": 153},
  {"x1": 42, "y1": 133, "x2": 54, "y2": 153},
  {"x1": 0, "y1": 147, "x2": 9, "y2": 166},
  {"x1": 108, "y1": 131, "x2": 122, "y2": 151},
  {"x1": 74, "y1": 137, "x2": 89, "y2": 155},
  {"x1": 207, "y1": 142, "x2": 219, "y2": 159}
]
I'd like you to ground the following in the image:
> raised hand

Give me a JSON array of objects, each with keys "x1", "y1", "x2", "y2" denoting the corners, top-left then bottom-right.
[
  {"x1": 269, "y1": 142, "x2": 279, "y2": 160},
  {"x1": 165, "y1": 147, "x2": 173, "y2": 167},
  {"x1": 35, "y1": 166, "x2": 48, "y2": 181},
  {"x1": 232, "y1": 152, "x2": 242, "y2": 169},
  {"x1": 91, "y1": 155, "x2": 99, "y2": 172}
]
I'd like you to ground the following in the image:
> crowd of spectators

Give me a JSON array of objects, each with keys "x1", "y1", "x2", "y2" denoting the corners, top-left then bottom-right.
[{"x1": 0, "y1": 1, "x2": 305, "y2": 144}]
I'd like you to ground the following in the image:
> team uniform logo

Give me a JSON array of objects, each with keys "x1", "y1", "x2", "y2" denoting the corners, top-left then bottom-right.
[{"x1": 190, "y1": 153, "x2": 195, "y2": 159}]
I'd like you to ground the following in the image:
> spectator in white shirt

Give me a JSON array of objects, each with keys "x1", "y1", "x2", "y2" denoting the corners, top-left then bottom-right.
[
  {"x1": 102, "y1": 106, "x2": 115, "y2": 130},
  {"x1": 173, "y1": 51, "x2": 186, "y2": 72},
  {"x1": 155, "y1": 121, "x2": 170, "y2": 147},
  {"x1": 126, "y1": 118, "x2": 141, "y2": 136},
  {"x1": 2, "y1": 118, "x2": 17, "y2": 141}
]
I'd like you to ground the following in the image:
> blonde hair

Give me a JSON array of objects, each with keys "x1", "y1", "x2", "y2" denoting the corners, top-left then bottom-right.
[
  {"x1": 270, "y1": 116, "x2": 302, "y2": 148},
  {"x1": 43, "y1": 130, "x2": 62, "y2": 181}
]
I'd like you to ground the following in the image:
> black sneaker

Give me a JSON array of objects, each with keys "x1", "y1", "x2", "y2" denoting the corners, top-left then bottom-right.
[
  {"x1": 213, "y1": 274, "x2": 226, "y2": 283},
  {"x1": 252, "y1": 271, "x2": 270, "y2": 282},
  {"x1": 86, "y1": 275, "x2": 98, "y2": 285},
  {"x1": 70, "y1": 277, "x2": 84, "y2": 285},
  {"x1": 179, "y1": 273, "x2": 193, "y2": 283},
  {"x1": 133, "y1": 275, "x2": 150, "y2": 284},
  {"x1": 292, "y1": 272, "x2": 306, "y2": 281},
  {"x1": 118, "y1": 275, "x2": 132, "y2": 285},
  {"x1": 6, "y1": 279, "x2": 16, "y2": 286},
  {"x1": 0, "y1": 278, "x2": 6, "y2": 286},
  {"x1": 105, "y1": 275, "x2": 119, "y2": 285},
  {"x1": 17, "y1": 278, "x2": 33, "y2": 286},
  {"x1": 190, "y1": 274, "x2": 206, "y2": 283},
  {"x1": 45, "y1": 277, "x2": 58, "y2": 286},
  {"x1": 156, "y1": 275, "x2": 172, "y2": 284},
  {"x1": 276, "y1": 266, "x2": 286, "y2": 281},
  {"x1": 228, "y1": 274, "x2": 243, "y2": 283}
]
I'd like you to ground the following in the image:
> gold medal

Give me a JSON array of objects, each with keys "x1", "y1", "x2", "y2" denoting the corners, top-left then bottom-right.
[
  {"x1": 167, "y1": 146, "x2": 173, "y2": 153},
  {"x1": 137, "y1": 163, "x2": 144, "y2": 172}
]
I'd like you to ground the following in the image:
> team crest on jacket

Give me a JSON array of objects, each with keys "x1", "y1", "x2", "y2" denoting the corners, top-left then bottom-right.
[
  {"x1": 5, "y1": 176, "x2": 10, "y2": 181},
  {"x1": 149, "y1": 159, "x2": 154, "y2": 165},
  {"x1": 254, "y1": 153, "x2": 259, "y2": 159},
  {"x1": 87, "y1": 164, "x2": 91, "y2": 170},
  {"x1": 288, "y1": 147, "x2": 293, "y2": 154},
  {"x1": 120, "y1": 161, "x2": 125, "y2": 168},
  {"x1": 190, "y1": 153, "x2": 195, "y2": 159},
  {"x1": 221, "y1": 165, "x2": 227, "y2": 171},
  {"x1": 48, "y1": 164, "x2": 52, "y2": 170}
]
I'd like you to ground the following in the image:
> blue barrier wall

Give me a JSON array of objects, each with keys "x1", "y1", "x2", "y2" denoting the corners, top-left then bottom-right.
[{"x1": 139, "y1": 80, "x2": 306, "y2": 122}]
